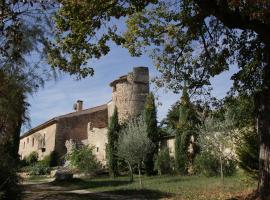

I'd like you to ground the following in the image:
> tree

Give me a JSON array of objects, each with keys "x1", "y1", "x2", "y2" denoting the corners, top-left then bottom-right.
[
  {"x1": 122, "y1": 2, "x2": 270, "y2": 197},
  {"x1": 67, "y1": 145, "x2": 100, "y2": 174},
  {"x1": 225, "y1": 95, "x2": 259, "y2": 178},
  {"x1": 143, "y1": 92, "x2": 158, "y2": 175},
  {"x1": 0, "y1": 71, "x2": 29, "y2": 199},
  {"x1": 155, "y1": 147, "x2": 172, "y2": 175},
  {"x1": 199, "y1": 115, "x2": 236, "y2": 184},
  {"x1": 107, "y1": 107, "x2": 120, "y2": 178},
  {"x1": 52, "y1": 0, "x2": 270, "y2": 197},
  {"x1": 117, "y1": 117, "x2": 154, "y2": 186},
  {"x1": 175, "y1": 85, "x2": 199, "y2": 174}
]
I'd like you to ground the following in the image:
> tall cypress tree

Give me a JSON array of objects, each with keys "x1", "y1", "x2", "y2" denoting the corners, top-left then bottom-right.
[
  {"x1": 175, "y1": 86, "x2": 199, "y2": 174},
  {"x1": 144, "y1": 92, "x2": 158, "y2": 175},
  {"x1": 107, "y1": 107, "x2": 120, "y2": 178}
]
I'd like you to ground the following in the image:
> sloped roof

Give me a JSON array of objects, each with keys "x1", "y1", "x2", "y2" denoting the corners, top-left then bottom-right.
[{"x1": 20, "y1": 104, "x2": 108, "y2": 139}]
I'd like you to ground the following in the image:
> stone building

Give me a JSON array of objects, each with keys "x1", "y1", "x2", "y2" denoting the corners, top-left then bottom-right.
[{"x1": 19, "y1": 67, "x2": 150, "y2": 165}]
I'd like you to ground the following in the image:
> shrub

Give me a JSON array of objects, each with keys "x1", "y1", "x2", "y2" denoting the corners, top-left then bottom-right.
[
  {"x1": 195, "y1": 151, "x2": 236, "y2": 177},
  {"x1": 28, "y1": 162, "x2": 51, "y2": 176},
  {"x1": 154, "y1": 147, "x2": 172, "y2": 175},
  {"x1": 67, "y1": 145, "x2": 100, "y2": 174},
  {"x1": 25, "y1": 151, "x2": 38, "y2": 165},
  {"x1": 40, "y1": 151, "x2": 58, "y2": 167},
  {"x1": 236, "y1": 130, "x2": 259, "y2": 178}
]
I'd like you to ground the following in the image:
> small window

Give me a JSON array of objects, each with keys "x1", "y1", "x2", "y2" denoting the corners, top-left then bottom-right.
[
  {"x1": 27, "y1": 138, "x2": 29, "y2": 144},
  {"x1": 96, "y1": 147, "x2": 99, "y2": 152},
  {"x1": 23, "y1": 142, "x2": 25, "y2": 149},
  {"x1": 43, "y1": 134, "x2": 46, "y2": 146},
  {"x1": 32, "y1": 138, "x2": 34, "y2": 147}
]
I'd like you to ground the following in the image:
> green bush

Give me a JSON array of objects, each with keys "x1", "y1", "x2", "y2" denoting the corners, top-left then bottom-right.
[
  {"x1": 236, "y1": 130, "x2": 259, "y2": 178},
  {"x1": 28, "y1": 162, "x2": 51, "y2": 175},
  {"x1": 154, "y1": 147, "x2": 172, "y2": 175},
  {"x1": 195, "y1": 151, "x2": 236, "y2": 177},
  {"x1": 67, "y1": 145, "x2": 101, "y2": 174},
  {"x1": 40, "y1": 151, "x2": 58, "y2": 167},
  {"x1": 25, "y1": 151, "x2": 38, "y2": 165}
]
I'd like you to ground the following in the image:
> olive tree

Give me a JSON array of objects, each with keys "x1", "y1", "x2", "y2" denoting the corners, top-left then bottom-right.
[
  {"x1": 117, "y1": 117, "x2": 154, "y2": 186},
  {"x1": 199, "y1": 115, "x2": 236, "y2": 184}
]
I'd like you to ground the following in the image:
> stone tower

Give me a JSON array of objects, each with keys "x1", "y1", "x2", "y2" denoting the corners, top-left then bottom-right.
[{"x1": 109, "y1": 67, "x2": 149, "y2": 123}]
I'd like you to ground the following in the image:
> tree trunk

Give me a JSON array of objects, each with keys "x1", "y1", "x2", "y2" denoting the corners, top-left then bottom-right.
[
  {"x1": 256, "y1": 46, "x2": 270, "y2": 199},
  {"x1": 219, "y1": 155, "x2": 224, "y2": 185},
  {"x1": 127, "y1": 161, "x2": 133, "y2": 182},
  {"x1": 138, "y1": 163, "x2": 142, "y2": 188}
]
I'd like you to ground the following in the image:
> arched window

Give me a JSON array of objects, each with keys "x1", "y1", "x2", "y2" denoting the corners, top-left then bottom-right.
[
  {"x1": 32, "y1": 138, "x2": 34, "y2": 147},
  {"x1": 27, "y1": 138, "x2": 29, "y2": 144}
]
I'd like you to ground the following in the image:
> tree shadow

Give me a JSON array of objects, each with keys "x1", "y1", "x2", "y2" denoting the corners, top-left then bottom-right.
[
  {"x1": 23, "y1": 189, "x2": 173, "y2": 200},
  {"x1": 101, "y1": 189, "x2": 174, "y2": 199},
  {"x1": 50, "y1": 178, "x2": 132, "y2": 190}
]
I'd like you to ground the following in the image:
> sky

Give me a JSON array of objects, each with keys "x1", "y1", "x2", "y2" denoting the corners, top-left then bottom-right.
[{"x1": 24, "y1": 43, "x2": 236, "y2": 133}]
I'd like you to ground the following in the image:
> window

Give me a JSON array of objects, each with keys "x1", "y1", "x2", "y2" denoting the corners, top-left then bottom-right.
[
  {"x1": 32, "y1": 138, "x2": 34, "y2": 147},
  {"x1": 43, "y1": 134, "x2": 46, "y2": 146},
  {"x1": 23, "y1": 142, "x2": 25, "y2": 149},
  {"x1": 96, "y1": 147, "x2": 99, "y2": 152},
  {"x1": 27, "y1": 138, "x2": 29, "y2": 144}
]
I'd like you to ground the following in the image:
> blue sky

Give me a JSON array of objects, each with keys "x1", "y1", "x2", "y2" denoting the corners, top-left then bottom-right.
[{"x1": 24, "y1": 43, "x2": 236, "y2": 133}]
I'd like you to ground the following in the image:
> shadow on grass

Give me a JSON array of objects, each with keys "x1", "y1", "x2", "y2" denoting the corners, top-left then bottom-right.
[
  {"x1": 53, "y1": 178, "x2": 131, "y2": 188},
  {"x1": 23, "y1": 189, "x2": 173, "y2": 200},
  {"x1": 101, "y1": 189, "x2": 174, "y2": 199}
]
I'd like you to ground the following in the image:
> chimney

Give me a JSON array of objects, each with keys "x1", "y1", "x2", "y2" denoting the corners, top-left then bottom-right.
[{"x1": 74, "y1": 100, "x2": 83, "y2": 112}]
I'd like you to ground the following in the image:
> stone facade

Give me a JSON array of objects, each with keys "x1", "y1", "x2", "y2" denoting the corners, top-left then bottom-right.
[
  {"x1": 110, "y1": 67, "x2": 149, "y2": 123},
  {"x1": 160, "y1": 135, "x2": 175, "y2": 157},
  {"x1": 19, "y1": 67, "x2": 150, "y2": 164},
  {"x1": 19, "y1": 123, "x2": 57, "y2": 160}
]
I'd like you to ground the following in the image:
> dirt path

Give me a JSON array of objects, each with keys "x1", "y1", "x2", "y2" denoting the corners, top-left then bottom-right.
[{"x1": 21, "y1": 179, "x2": 149, "y2": 200}]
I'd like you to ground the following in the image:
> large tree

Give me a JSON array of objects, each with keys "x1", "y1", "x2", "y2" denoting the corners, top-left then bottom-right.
[
  {"x1": 52, "y1": 0, "x2": 270, "y2": 198},
  {"x1": 143, "y1": 92, "x2": 158, "y2": 175}
]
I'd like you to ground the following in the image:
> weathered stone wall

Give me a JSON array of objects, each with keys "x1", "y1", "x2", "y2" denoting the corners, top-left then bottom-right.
[
  {"x1": 160, "y1": 137, "x2": 175, "y2": 157},
  {"x1": 111, "y1": 67, "x2": 149, "y2": 123},
  {"x1": 87, "y1": 127, "x2": 108, "y2": 165},
  {"x1": 55, "y1": 107, "x2": 108, "y2": 158},
  {"x1": 107, "y1": 101, "x2": 115, "y2": 121},
  {"x1": 19, "y1": 123, "x2": 57, "y2": 160}
]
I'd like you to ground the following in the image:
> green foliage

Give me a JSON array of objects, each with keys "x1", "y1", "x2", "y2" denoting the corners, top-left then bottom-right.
[
  {"x1": 107, "y1": 107, "x2": 120, "y2": 178},
  {"x1": 166, "y1": 101, "x2": 180, "y2": 130},
  {"x1": 28, "y1": 162, "x2": 51, "y2": 176},
  {"x1": 198, "y1": 115, "x2": 237, "y2": 182},
  {"x1": 40, "y1": 151, "x2": 58, "y2": 167},
  {"x1": 26, "y1": 151, "x2": 39, "y2": 166},
  {"x1": 143, "y1": 92, "x2": 158, "y2": 175},
  {"x1": 195, "y1": 151, "x2": 236, "y2": 177},
  {"x1": 174, "y1": 133, "x2": 187, "y2": 174},
  {"x1": 154, "y1": 147, "x2": 172, "y2": 175},
  {"x1": 52, "y1": 0, "x2": 156, "y2": 77},
  {"x1": 68, "y1": 145, "x2": 100, "y2": 174},
  {"x1": 118, "y1": 116, "x2": 154, "y2": 184},
  {"x1": 237, "y1": 130, "x2": 259, "y2": 178},
  {"x1": 175, "y1": 86, "x2": 199, "y2": 174}
]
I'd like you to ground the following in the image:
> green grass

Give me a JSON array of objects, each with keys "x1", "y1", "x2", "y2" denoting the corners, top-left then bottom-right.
[{"x1": 46, "y1": 171, "x2": 256, "y2": 200}]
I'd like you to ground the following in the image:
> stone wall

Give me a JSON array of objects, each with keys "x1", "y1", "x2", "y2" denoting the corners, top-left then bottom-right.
[
  {"x1": 19, "y1": 123, "x2": 57, "y2": 160},
  {"x1": 55, "y1": 107, "x2": 108, "y2": 158},
  {"x1": 160, "y1": 137, "x2": 175, "y2": 157},
  {"x1": 87, "y1": 127, "x2": 108, "y2": 165},
  {"x1": 110, "y1": 67, "x2": 149, "y2": 123}
]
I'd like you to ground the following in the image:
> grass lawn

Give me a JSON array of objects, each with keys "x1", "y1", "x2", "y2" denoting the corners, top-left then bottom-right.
[{"x1": 44, "y1": 171, "x2": 256, "y2": 200}]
